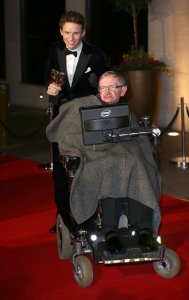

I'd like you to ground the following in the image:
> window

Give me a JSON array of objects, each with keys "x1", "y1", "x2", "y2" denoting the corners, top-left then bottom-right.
[
  {"x1": 20, "y1": 0, "x2": 65, "y2": 85},
  {"x1": 86, "y1": 0, "x2": 148, "y2": 66},
  {"x1": 0, "y1": 0, "x2": 5, "y2": 79}
]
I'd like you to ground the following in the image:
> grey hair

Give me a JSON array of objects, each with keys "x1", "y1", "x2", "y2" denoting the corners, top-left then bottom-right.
[{"x1": 99, "y1": 70, "x2": 128, "y2": 86}]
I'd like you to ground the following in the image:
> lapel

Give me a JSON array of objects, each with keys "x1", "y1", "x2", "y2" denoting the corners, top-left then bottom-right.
[
  {"x1": 57, "y1": 47, "x2": 67, "y2": 73},
  {"x1": 56, "y1": 42, "x2": 91, "y2": 89},
  {"x1": 72, "y1": 49, "x2": 91, "y2": 88},
  {"x1": 57, "y1": 46, "x2": 70, "y2": 87}
]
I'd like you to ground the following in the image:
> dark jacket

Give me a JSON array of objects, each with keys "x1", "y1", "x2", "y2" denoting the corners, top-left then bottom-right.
[{"x1": 44, "y1": 40, "x2": 108, "y2": 107}]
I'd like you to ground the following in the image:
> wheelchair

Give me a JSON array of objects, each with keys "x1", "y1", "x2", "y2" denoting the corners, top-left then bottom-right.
[{"x1": 56, "y1": 103, "x2": 181, "y2": 288}]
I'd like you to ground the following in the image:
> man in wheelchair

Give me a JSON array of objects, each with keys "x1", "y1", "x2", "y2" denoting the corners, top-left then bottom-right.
[{"x1": 46, "y1": 70, "x2": 161, "y2": 256}]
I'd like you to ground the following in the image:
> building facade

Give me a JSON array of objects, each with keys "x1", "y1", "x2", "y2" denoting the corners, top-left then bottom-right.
[{"x1": 2, "y1": 0, "x2": 189, "y2": 130}]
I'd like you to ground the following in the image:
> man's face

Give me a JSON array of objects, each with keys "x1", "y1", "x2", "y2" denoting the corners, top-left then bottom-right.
[
  {"x1": 60, "y1": 22, "x2": 85, "y2": 50},
  {"x1": 99, "y1": 75, "x2": 127, "y2": 105}
]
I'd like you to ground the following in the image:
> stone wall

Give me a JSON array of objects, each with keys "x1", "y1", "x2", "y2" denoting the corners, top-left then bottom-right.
[{"x1": 149, "y1": 0, "x2": 189, "y2": 131}]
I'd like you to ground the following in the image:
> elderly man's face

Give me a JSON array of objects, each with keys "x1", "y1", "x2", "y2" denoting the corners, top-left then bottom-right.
[{"x1": 99, "y1": 75, "x2": 127, "y2": 104}]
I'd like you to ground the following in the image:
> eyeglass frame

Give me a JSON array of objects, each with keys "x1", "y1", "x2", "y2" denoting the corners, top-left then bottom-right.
[{"x1": 98, "y1": 84, "x2": 125, "y2": 92}]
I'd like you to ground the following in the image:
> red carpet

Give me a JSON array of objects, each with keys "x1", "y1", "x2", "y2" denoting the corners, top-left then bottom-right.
[{"x1": 0, "y1": 156, "x2": 189, "y2": 300}]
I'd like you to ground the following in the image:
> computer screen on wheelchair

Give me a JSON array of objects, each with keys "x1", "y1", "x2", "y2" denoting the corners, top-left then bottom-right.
[{"x1": 80, "y1": 103, "x2": 131, "y2": 145}]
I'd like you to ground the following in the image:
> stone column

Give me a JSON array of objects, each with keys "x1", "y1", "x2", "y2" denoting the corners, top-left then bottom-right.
[{"x1": 149, "y1": 0, "x2": 189, "y2": 132}]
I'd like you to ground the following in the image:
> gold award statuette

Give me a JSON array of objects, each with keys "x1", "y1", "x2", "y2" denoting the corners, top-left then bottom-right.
[{"x1": 51, "y1": 69, "x2": 66, "y2": 88}]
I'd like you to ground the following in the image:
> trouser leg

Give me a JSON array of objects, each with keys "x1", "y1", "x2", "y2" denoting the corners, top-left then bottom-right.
[
  {"x1": 101, "y1": 198, "x2": 124, "y2": 234},
  {"x1": 128, "y1": 198, "x2": 153, "y2": 230},
  {"x1": 52, "y1": 142, "x2": 77, "y2": 232}
]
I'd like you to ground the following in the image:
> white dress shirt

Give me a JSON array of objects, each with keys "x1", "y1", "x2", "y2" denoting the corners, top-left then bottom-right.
[{"x1": 66, "y1": 42, "x2": 83, "y2": 86}]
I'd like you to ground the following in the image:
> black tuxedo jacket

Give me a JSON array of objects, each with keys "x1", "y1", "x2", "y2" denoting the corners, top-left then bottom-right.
[{"x1": 44, "y1": 40, "x2": 108, "y2": 107}]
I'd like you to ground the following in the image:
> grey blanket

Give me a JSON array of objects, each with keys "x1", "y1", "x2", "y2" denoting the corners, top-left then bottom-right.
[{"x1": 46, "y1": 95, "x2": 161, "y2": 230}]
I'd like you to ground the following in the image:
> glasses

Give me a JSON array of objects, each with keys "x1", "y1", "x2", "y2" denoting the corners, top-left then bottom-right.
[{"x1": 99, "y1": 85, "x2": 124, "y2": 92}]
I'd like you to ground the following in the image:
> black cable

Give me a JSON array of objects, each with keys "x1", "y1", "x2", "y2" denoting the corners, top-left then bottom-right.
[
  {"x1": 186, "y1": 105, "x2": 189, "y2": 118},
  {"x1": 160, "y1": 106, "x2": 180, "y2": 135}
]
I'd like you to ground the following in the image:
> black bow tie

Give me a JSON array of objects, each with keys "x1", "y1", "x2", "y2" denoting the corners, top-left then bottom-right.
[{"x1": 65, "y1": 48, "x2": 77, "y2": 57}]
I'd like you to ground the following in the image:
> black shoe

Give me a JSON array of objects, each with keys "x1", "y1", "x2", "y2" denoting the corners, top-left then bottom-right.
[
  {"x1": 105, "y1": 231, "x2": 123, "y2": 253},
  {"x1": 138, "y1": 228, "x2": 158, "y2": 250},
  {"x1": 49, "y1": 224, "x2": 56, "y2": 233}
]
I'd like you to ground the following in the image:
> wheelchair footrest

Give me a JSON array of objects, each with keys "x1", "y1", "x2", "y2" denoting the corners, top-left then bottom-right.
[{"x1": 96, "y1": 235, "x2": 165, "y2": 265}]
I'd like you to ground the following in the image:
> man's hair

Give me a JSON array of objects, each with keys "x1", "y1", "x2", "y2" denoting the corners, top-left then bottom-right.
[
  {"x1": 99, "y1": 71, "x2": 127, "y2": 86},
  {"x1": 59, "y1": 11, "x2": 85, "y2": 30}
]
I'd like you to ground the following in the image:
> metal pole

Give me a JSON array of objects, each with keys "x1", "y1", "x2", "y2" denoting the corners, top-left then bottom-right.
[
  {"x1": 39, "y1": 69, "x2": 66, "y2": 171},
  {"x1": 181, "y1": 97, "x2": 186, "y2": 163},
  {"x1": 39, "y1": 99, "x2": 54, "y2": 170},
  {"x1": 170, "y1": 97, "x2": 189, "y2": 169}
]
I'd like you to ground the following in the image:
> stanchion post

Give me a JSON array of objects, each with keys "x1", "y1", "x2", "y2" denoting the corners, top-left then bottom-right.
[
  {"x1": 39, "y1": 69, "x2": 66, "y2": 171},
  {"x1": 170, "y1": 97, "x2": 189, "y2": 169},
  {"x1": 0, "y1": 83, "x2": 10, "y2": 146},
  {"x1": 39, "y1": 98, "x2": 54, "y2": 170}
]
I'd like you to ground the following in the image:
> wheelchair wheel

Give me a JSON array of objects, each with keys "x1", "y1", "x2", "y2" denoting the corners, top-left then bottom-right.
[
  {"x1": 56, "y1": 214, "x2": 73, "y2": 260},
  {"x1": 73, "y1": 255, "x2": 93, "y2": 288},
  {"x1": 153, "y1": 247, "x2": 181, "y2": 279}
]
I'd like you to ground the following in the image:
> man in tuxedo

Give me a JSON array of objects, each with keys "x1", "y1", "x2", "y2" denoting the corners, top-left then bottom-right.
[{"x1": 44, "y1": 10, "x2": 108, "y2": 233}]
